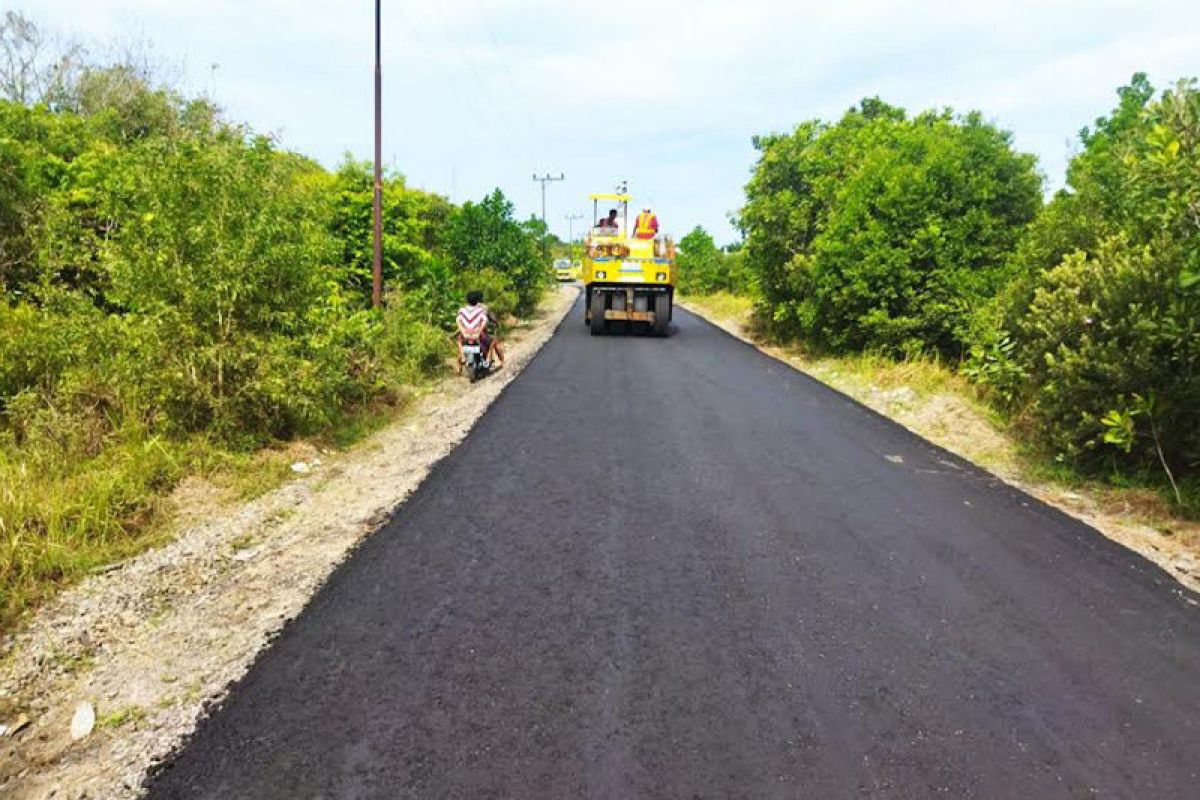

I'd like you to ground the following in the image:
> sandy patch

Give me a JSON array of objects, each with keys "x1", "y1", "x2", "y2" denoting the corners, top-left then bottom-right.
[
  {"x1": 680, "y1": 298, "x2": 1200, "y2": 598},
  {"x1": 0, "y1": 286, "x2": 579, "y2": 800}
]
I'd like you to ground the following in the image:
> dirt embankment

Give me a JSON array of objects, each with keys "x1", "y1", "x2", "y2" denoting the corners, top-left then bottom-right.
[
  {"x1": 0, "y1": 285, "x2": 579, "y2": 800},
  {"x1": 679, "y1": 297, "x2": 1200, "y2": 598}
]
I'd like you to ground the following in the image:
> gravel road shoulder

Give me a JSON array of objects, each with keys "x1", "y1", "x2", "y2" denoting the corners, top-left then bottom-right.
[{"x1": 0, "y1": 285, "x2": 578, "y2": 800}]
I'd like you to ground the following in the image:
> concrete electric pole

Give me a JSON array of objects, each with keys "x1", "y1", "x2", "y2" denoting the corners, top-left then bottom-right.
[
  {"x1": 565, "y1": 213, "x2": 585, "y2": 263},
  {"x1": 532, "y1": 172, "x2": 565, "y2": 261}
]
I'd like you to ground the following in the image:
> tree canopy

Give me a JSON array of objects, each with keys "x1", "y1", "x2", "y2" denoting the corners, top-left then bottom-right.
[{"x1": 740, "y1": 99, "x2": 1041, "y2": 356}]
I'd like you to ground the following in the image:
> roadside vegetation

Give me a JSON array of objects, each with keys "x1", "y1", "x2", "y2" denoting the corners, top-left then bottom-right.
[
  {"x1": 0, "y1": 12, "x2": 551, "y2": 630},
  {"x1": 685, "y1": 74, "x2": 1199, "y2": 518}
]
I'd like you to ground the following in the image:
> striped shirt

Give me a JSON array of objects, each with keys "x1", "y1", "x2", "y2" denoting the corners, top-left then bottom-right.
[{"x1": 456, "y1": 304, "x2": 490, "y2": 339}]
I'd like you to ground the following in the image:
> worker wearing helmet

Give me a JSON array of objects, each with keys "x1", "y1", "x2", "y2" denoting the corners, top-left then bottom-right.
[{"x1": 633, "y1": 207, "x2": 659, "y2": 240}]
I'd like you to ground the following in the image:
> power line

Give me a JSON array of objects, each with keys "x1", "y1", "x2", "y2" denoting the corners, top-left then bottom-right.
[
  {"x1": 422, "y1": 1, "x2": 547, "y2": 156},
  {"x1": 394, "y1": 5, "x2": 559, "y2": 220},
  {"x1": 391, "y1": 5, "x2": 494, "y2": 153},
  {"x1": 466, "y1": 0, "x2": 552, "y2": 156}
]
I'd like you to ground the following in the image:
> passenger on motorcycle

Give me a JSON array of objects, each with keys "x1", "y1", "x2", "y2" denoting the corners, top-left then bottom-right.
[{"x1": 456, "y1": 290, "x2": 504, "y2": 373}]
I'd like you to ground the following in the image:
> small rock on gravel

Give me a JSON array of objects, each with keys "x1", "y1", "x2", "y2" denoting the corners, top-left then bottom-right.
[{"x1": 69, "y1": 703, "x2": 94, "y2": 741}]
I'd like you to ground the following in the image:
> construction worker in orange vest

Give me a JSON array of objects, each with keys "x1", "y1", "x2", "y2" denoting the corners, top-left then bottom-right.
[{"x1": 633, "y1": 207, "x2": 659, "y2": 239}]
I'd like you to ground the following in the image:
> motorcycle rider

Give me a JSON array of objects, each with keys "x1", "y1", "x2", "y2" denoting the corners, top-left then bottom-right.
[{"x1": 456, "y1": 290, "x2": 504, "y2": 373}]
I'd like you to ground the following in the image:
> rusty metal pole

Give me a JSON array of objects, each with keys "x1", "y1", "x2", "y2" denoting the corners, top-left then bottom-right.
[{"x1": 372, "y1": 0, "x2": 384, "y2": 308}]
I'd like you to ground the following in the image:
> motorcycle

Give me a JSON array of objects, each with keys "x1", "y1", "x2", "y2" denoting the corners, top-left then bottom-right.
[{"x1": 461, "y1": 338, "x2": 492, "y2": 383}]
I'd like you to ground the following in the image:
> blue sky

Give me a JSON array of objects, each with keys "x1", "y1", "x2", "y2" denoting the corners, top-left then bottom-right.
[{"x1": 18, "y1": 1, "x2": 1200, "y2": 243}]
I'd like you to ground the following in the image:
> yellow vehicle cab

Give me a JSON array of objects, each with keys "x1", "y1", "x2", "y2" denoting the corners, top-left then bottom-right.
[
  {"x1": 553, "y1": 258, "x2": 577, "y2": 281},
  {"x1": 582, "y1": 192, "x2": 675, "y2": 337}
]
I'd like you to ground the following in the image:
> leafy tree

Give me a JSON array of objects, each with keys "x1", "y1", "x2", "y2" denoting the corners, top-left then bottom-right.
[
  {"x1": 445, "y1": 188, "x2": 544, "y2": 316},
  {"x1": 73, "y1": 64, "x2": 219, "y2": 143},
  {"x1": 327, "y1": 157, "x2": 454, "y2": 306},
  {"x1": 740, "y1": 99, "x2": 1041, "y2": 355},
  {"x1": 977, "y1": 77, "x2": 1200, "y2": 491},
  {"x1": 0, "y1": 101, "x2": 88, "y2": 294},
  {"x1": 677, "y1": 226, "x2": 720, "y2": 292},
  {"x1": 674, "y1": 226, "x2": 753, "y2": 296},
  {"x1": 1001, "y1": 73, "x2": 1158, "y2": 290}
]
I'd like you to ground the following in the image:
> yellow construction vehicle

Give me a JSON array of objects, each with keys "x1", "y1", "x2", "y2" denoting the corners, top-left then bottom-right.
[
  {"x1": 582, "y1": 193, "x2": 675, "y2": 336},
  {"x1": 553, "y1": 258, "x2": 576, "y2": 281}
]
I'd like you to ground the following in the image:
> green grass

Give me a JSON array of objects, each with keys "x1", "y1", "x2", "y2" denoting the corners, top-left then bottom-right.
[
  {"x1": 0, "y1": 396, "x2": 421, "y2": 635},
  {"x1": 680, "y1": 290, "x2": 755, "y2": 323},
  {"x1": 801, "y1": 348, "x2": 974, "y2": 399},
  {"x1": 1, "y1": 427, "x2": 177, "y2": 632},
  {"x1": 0, "y1": 289, "x2": 555, "y2": 637},
  {"x1": 319, "y1": 402, "x2": 407, "y2": 451},
  {"x1": 97, "y1": 704, "x2": 147, "y2": 730}
]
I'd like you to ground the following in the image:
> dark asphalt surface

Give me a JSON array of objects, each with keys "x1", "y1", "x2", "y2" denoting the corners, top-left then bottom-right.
[{"x1": 148, "y1": 298, "x2": 1200, "y2": 799}]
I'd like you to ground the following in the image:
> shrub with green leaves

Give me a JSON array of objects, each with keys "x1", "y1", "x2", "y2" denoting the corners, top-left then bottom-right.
[
  {"x1": 0, "y1": 16, "x2": 521, "y2": 624},
  {"x1": 328, "y1": 158, "x2": 454, "y2": 307},
  {"x1": 445, "y1": 188, "x2": 546, "y2": 317},
  {"x1": 740, "y1": 99, "x2": 1041, "y2": 356},
  {"x1": 983, "y1": 77, "x2": 1200, "y2": 492},
  {"x1": 47, "y1": 134, "x2": 351, "y2": 441},
  {"x1": 677, "y1": 226, "x2": 751, "y2": 296},
  {"x1": 1011, "y1": 243, "x2": 1197, "y2": 474},
  {"x1": 0, "y1": 101, "x2": 89, "y2": 295}
]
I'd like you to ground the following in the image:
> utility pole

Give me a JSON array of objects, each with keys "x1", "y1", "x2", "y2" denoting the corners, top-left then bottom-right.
[
  {"x1": 532, "y1": 172, "x2": 564, "y2": 261},
  {"x1": 371, "y1": 0, "x2": 384, "y2": 309},
  {"x1": 565, "y1": 213, "x2": 584, "y2": 263}
]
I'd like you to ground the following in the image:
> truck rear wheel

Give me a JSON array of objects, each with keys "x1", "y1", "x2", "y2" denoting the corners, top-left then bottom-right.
[
  {"x1": 590, "y1": 291, "x2": 607, "y2": 336},
  {"x1": 653, "y1": 293, "x2": 671, "y2": 337}
]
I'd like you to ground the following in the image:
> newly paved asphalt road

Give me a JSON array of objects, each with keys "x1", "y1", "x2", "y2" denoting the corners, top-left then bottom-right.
[{"x1": 149, "y1": 299, "x2": 1200, "y2": 799}]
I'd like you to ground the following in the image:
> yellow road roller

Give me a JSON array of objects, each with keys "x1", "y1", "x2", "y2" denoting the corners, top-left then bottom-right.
[{"x1": 582, "y1": 193, "x2": 675, "y2": 337}]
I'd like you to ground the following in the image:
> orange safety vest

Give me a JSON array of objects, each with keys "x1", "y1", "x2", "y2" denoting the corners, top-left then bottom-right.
[{"x1": 634, "y1": 212, "x2": 659, "y2": 239}]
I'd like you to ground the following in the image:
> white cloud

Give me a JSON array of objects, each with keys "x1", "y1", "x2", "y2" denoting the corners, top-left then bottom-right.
[{"x1": 13, "y1": 0, "x2": 1200, "y2": 240}]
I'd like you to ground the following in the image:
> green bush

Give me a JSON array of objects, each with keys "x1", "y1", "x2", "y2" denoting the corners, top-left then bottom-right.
[
  {"x1": 328, "y1": 158, "x2": 454, "y2": 307},
  {"x1": 0, "y1": 22, "x2": 498, "y2": 623},
  {"x1": 677, "y1": 226, "x2": 751, "y2": 296},
  {"x1": 0, "y1": 102, "x2": 89, "y2": 295},
  {"x1": 1008, "y1": 242, "x2": 1198, "y2": 474},
  {"x1": 371, "y1": 306, "x2": 448, "y2": 386},
  {"x1": 978, "y1": 77, "x2": 1200, "y2": 493},
  {"x1": 445, "y1": 188, "x2": 546, "y2": 316},
  {"x1": 740, "y1": 99, "x2": 1041, "y2": 356}
]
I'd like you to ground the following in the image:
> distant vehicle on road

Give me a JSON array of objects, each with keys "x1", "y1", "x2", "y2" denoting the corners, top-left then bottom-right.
[
  {"x1": 582, "y1": 192, "x2": 675, "y2": 337},
  {"x1": 553, "y1": 258, "x2": 576, "y2": 282}
]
